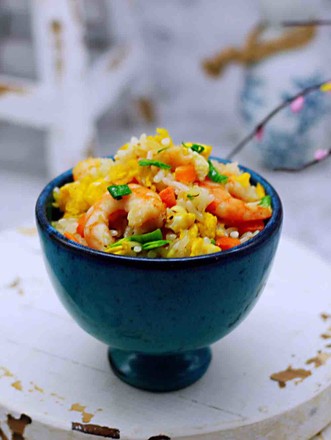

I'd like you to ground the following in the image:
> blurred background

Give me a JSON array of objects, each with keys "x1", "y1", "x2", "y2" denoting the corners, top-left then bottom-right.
[{"x1": 0, "y1": 0, "x2": 331, "y2": 261}]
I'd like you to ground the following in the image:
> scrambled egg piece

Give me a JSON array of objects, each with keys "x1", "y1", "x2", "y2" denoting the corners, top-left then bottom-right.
[
  {"x1": 190, "y1": 238, "x2": 220, "y2": 257},
  {"x1": 256, "y1": 183, "x2": 266, "y2": 198},
  {"x1": 198, "y1": 213, "x2": 217, "y2": 239},
  {"x1": 232, "y1": 172, "x2": 251, "y2": 187},
  {"x1": 166, "y1": 206, "x2": 195, "y2": 233},
  {"x1": 149, "y1": 127, "x2": 174, "y2": 147}
]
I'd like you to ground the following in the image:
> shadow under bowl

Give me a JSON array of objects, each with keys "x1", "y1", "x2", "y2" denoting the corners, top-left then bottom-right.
[{"x1": 35, "y1": 159, "x2": 283, "y2": 392}]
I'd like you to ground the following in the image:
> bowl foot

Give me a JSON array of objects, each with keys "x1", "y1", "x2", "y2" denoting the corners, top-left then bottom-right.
[{"x1": 108, "y1": 347, "x2": 212, "y2": 392}]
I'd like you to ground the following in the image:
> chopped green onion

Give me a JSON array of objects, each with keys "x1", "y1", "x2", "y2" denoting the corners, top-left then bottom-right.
[
  {"x1": 157, "y1": 147, "x2": 169, "y2": 153},
  {"x1": 107, "y1": 184, "x2": 132, "y2": 200},
  {"x1": 128, "y1": 229, "x2": 163, "y2": 244},
  {"x1": 108, "y1": 238, "x2": 127, "y2": 248},
  {"x1": 190, "y1": 143, "x2": 205, "y2": 154},
  {"x1": 207, "y1": 160, "x2": 228, "y2": 184},
  {"x1": 259, "y1": 195, "x2": 271, "y2": 208},
  {"x1": 138, "y1": 159, "x2": 171, "y2": 169},
  {"x1": 107, "y1": 229, "x2": 164, "y2": 250},
  {"x1": 182, "y1": 142, "x2": 205, "y2": 154},
  {"x1": 142, "y1": 240, "x2": 170, "y2": 250},
  {"x1": 187, "y1": 193, "x2": 199, "y2": 200}
]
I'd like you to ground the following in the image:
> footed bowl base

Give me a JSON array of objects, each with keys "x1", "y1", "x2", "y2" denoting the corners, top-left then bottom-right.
[{"x1": 108, "y1": 347, "x2": 212, "y2": 392}]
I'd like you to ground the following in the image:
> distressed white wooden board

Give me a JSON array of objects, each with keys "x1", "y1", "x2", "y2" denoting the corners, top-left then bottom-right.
[{"x1": 0, "y1": 227, "x2": 331, "y2": 440}]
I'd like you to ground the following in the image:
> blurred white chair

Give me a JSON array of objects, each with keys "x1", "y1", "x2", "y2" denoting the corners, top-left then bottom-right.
[{"x1": 0, "y1": 0, "x2": 146, "y2": 176}]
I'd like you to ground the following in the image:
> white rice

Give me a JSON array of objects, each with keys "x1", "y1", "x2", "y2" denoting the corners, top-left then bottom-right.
[
  {"x1": 161, "y1": 175, "x2": 191, "y2": 193},
  {"x1": 161, "y1": 137, "x2": 170, "y2": 146},
  {"x1": 240, "y1": 230, "x2": 260, "y2": 243}
]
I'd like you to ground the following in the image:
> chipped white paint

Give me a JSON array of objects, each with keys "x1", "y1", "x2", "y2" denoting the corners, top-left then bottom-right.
[
  {"x1": 0, "y1": 228, "x2": 331, "y2": 439},
  {"x1": 0, "y1": 1, "x2": 143, "y2": 177}
]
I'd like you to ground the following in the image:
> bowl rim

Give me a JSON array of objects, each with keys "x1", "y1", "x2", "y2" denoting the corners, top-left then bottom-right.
[{"x1": 35, "y1": 157, "x2": 283, "y2": 268}]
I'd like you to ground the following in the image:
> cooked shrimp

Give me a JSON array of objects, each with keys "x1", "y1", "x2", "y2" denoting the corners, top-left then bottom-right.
[
  {"x1": 73, "y1": 158, "x2": 114, "y2": 181},
  {"x1": 201, "y1": 181, "x2": 272, "y2": 222},
  {"x1": 157, "y1": 145, "x2": 209, "y2": 181},
  {"x1": 226, "y1": 179, "x2": 261, "y2": 202},
  {"x1": 84, "y1": 184, "x2": 166, "y2": 250}
]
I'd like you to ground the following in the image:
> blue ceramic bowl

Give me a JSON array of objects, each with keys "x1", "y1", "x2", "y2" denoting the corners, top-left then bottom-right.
[{"x1": 35, "y1": 159, "x2": 282, "y2": 392}]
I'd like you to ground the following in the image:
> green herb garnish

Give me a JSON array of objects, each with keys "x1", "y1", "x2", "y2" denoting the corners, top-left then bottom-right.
[
  {"x1": 211, "y1": 239, "x2": 216, "y2": 245},
  {"x1": 190, "y1": 143, "x2": 205, "y2": 154},
  {"x1": 138, "y1": 159, "x2": 171, "y2": 169},
  {"x1": 107, "y1": 184, "x2": 132, "y2": 200},
  {"x1": 107, "y1": 239, "x2": 126, "y2": 249},
  {"x1": 142, "y1": 240, "x2": 170, "y2": 251},
  {"x1": 128, "y1": 229, "x2": 163, "y2": 244},
  {"x1": 157, "y1": 147, "x2": 169, "y2": 153},
  {"x1": 108, "y1": 229, "x2": 163, "y2": 249},
  {"x1": 182, "y1": 142, "x2": 205, "y2": 154},
  {"x1": 187, "y1": 193, "x2": 199, "y2": 200},
  {"x1": 207, "y1": 160, "x2": 228, "y2": 184},
  {"x1": 107, "y1": 234, "x2": 133, "y2": 248},
  {"x1": 259, "y1": 195, "x2": 271, "y2": 208}
]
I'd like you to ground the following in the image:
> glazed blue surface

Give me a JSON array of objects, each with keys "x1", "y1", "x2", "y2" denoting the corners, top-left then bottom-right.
[
  {"x1": 108, "y1": 347, "x2": 212, "y2": 392},
  {"x1": 35, "y1": 158, "x2": 283, "y2": 391}
]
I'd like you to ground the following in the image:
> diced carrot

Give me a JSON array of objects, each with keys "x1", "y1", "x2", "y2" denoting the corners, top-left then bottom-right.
[
  {"x1": 206, "y1": 201, "x2": 217, "y2": 215},
  {"x1": 76, "y1": 213, "x2": 87, "y2": 237},
  {"x1": 216, "y1": 236, "x2": 241, "y2": 250},
  {"x1": 236, "y1": 220, "x2": 265, "y2": 235},
  {"x1": 224, "y1": 219, "x2": 265, "y2": 234},
  {"x1": 64, "y1": 232, "x2": 80, "y2": 243},
  {"x1": 223, "y1": 219, "x2": 265, "y2": 235},
  {"x1": 174, "y1": 165, "x2": 197, "y2": 183},
  {"x1": 159, "y1": 186, "x2": 176, "y2": 208}
]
